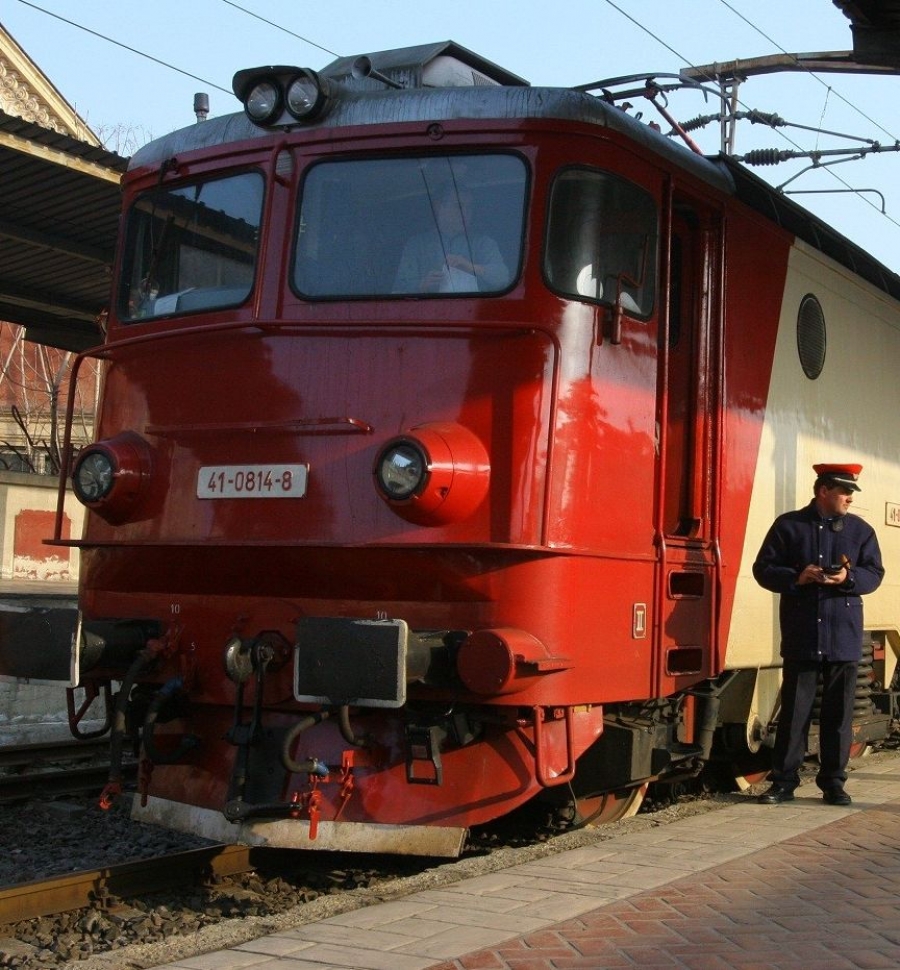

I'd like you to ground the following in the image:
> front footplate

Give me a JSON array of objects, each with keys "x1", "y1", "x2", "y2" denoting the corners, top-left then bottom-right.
[{"x1": 134, "y1": 795, "x2": 468, "y2": 857}]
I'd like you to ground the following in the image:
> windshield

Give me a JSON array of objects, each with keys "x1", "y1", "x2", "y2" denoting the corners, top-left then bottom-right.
[
  {"x1": 544, "y1": 167, "x2": 657, "y2": 317},
  {"x1": 294, "y1": 155, "x2": 527, "y2": 298},
  {"x1": 118, "y1": 171, "x2": 264, "y2": 322}
]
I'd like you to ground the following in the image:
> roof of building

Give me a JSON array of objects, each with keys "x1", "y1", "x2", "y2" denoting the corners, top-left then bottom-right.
[
  {"x1": 833, "y1": 0, "x2": 900, "y2": 66},
  {"x1": 0, "y1": 111, "x2": 127, "y2": 351}
]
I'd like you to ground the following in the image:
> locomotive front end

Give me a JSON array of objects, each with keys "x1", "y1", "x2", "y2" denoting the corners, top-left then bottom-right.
[
  {"x1": 50, "y1": 49, "x2": 618, "y2": 856},
  {"x1": 12, "y1": 40, "x2": 748, "y2": 855}
]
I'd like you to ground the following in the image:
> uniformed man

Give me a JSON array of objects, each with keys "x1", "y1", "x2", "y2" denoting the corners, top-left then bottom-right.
[{"x1": 753, "y1": 463, "x2": 884, "y2": 805}]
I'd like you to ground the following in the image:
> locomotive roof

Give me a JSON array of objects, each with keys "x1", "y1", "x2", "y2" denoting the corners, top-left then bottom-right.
[
  {"x1": 128, "y1": 42, "x2": 900, "y2": 304},
  {"x1": 319, "y1": 40, "x2": 530, "y2": 88},
  {"x1": 128, "y1": 82, "x2": 731, "y2": 195}
]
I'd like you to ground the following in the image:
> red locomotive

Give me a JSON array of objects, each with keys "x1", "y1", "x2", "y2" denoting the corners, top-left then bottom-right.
[{"x1": 1, "y1": 41, "x2": 898, "y2": 855}]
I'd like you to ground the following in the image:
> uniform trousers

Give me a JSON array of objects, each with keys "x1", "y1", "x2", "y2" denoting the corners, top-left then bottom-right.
[{"x1": 770, "y1": 658, "x2": 858, "y2": 791}]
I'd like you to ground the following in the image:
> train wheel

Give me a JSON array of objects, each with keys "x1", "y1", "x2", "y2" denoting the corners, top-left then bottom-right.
[
  {"x1": 573, "y1": 783, "x2": 648, "y2": 827},
  {"x1": 716, "y1": 721, "x2": 771, "y2": 791}
]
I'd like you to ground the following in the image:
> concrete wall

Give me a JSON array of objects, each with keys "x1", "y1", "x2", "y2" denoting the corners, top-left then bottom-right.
[
  {"x1": 0, "y1": 472, "x2": 87, "y2": 740},
  {"x1": 0, "y1": 470, "x2": 84, "y2": 581}
]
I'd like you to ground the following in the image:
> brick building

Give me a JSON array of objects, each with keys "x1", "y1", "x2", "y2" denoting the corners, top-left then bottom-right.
[{"x1": 0, "y1": 321, "x2": 100, "y2": 473}]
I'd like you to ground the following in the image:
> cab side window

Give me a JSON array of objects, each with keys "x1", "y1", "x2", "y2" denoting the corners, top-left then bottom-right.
[{"x1": 544, "y1": 167, "x2": 658, "y2": 318}]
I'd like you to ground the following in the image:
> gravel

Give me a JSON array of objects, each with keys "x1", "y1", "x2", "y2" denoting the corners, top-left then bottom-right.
[{"x1": 0, "y1": 797, "x2": 216, "y2": 886}]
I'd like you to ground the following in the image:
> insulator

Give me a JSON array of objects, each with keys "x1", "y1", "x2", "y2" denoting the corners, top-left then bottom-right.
[
  {"x1": 679, "y1": 113, "x2": 718, "y2": 133},
  {"x1": 742, "y1": 148, "x2": 785, "y2": 166},
  {"x1": 744, "y1": 110, "x2": 785, "y2": 127}
]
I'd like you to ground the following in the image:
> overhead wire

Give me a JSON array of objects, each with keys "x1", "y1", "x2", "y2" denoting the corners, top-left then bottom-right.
[
  {"x1": 13, "y1": 0, "x2": 233, "y2": 94},
  {"x1": 716, "y1": 0, "x2": 900, "y2": 144},
  {"x1": 14, "y1": 0, "x2": 342, "y2": 97},
  {"x1": 711, "y1": 0, "x2": 900, "y2": 233},
  {"x1": 598, "y1": 0, "x2": 817, "y2": 157},
  {"x1": 599, "y1": 0, "x2": 900, "y2": 234},
  {"x1": 216, "y1": 0, "x2": 340, "y2": 58},
  {"x1": 13, "y1": 0, "x2": 899, "y2": 238}
]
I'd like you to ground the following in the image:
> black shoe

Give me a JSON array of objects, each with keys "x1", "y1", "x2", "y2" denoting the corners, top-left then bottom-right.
[
  {"x1": 823, "y1": 788, "x2": 851, "y2": 806},
  {"x1": 757, "y1": 785, "x2": 795, "y2": 804}
]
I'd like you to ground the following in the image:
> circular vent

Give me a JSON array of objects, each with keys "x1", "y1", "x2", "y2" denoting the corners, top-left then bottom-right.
[{"x1": 797, "y1": 294, "x2": 826, "y2": 380}]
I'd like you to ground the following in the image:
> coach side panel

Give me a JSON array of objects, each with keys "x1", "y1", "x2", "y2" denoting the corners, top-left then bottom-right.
[{"x1": 726, "y1": 239, "x2": 900, "y2": 675}]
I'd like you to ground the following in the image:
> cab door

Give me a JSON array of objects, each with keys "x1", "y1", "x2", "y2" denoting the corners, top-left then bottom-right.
[{"x1": 654, "y1": 188, "x2": 723, "y2": 697}]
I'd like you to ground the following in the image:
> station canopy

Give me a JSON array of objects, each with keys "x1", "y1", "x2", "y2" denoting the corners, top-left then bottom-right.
[
  {"x1": 834, "y1": 1, "x2": 900, "y2": 67},
  {"x1": 0, "y1": 110, "x2": 126, "y2": 353}
]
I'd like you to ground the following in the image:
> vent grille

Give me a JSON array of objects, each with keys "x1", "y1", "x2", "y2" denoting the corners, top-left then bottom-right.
[{"x1": 797, "y1": 293, "x2": 826, "y2": 380}]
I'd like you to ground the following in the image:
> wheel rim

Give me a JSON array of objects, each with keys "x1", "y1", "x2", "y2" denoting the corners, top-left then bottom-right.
[{"x1": 574, "y1": 783, "x2": 648, "y2": 827}]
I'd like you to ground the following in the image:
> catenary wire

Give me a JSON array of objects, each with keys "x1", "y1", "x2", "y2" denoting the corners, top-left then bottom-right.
[
  {"x1": 13, "y1": 0, "x2": 232, "y2": 94},
  {"x1": 599, "y1": 0, "x2": 900, "y2": 235},
  {"x1": 711, "y1": 0, "x2": 900, "y2": 235},
  {"x1": 12, "y1": 0, "x2": 900, "y2": 237},
  {"x1": 716, "y1": 0, "x2": 900, "y2": 144},
  {"x1": 14, "y1": 0, "x2": 341, "y2": 95},
  {"x1": 216, "y1": 0, "x2": 340, "y2": 58}
]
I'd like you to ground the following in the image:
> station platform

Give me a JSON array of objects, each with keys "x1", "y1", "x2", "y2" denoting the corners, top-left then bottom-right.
[
  {"x1": 0, "y1": 578, "x2": 76, "y2": 600},
  {"x1": 154, "y1": 753, "x2": 900, "y2": 970}
]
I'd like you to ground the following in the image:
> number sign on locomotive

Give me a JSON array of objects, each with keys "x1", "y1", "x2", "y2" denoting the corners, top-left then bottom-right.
[{"x1": 1, "y1": 41, "x2": 898, "y2": 856}]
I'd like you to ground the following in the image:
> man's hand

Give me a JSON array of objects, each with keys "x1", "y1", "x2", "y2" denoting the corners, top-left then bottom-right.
[{"x1": 798, "y1": 564, "x2": 848, "y2": 585}]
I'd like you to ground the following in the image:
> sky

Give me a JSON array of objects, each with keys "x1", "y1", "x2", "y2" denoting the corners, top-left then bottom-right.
[{"x1": 4, "y1": 0, "x2": 900, "y2": 268}]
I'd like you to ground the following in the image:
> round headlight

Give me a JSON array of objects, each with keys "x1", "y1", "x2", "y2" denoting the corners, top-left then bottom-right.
[
  {"x1": 376, "y1": 442, "x2": 427, "y2": 499},
  {"x1": 74, "y1": 451, "x2": 115, "y2": 503},
  {"x1": 286, "y1": 70, "x2": 325, "y2": 120},
  {"x1": 71, "y1": 432, "x2": 153, "y2": 522},
  {"x1": 245, "y1": 80, "x2": 282, "y2": 125},
  {"x1": 374, "y1": 424, "x2": 490, "y2": 525}
]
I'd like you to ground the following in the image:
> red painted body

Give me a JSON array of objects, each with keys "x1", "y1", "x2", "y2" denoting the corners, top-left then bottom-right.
[{"x1": 37, "y1": 49, "x2": 894, "y2": 853}]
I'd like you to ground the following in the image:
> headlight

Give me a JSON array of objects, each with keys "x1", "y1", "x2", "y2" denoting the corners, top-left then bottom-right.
[
  {"x1": 374, "y1": 423, "x2": 490, "y2": 525},
  {"x1": 245, "y1": 80, "x2": 282, "y2": 125},
  {"x1": 72, "y1": 432, "x2": 153, "y2": 523},
  {"x1": 74, "y1": 451, "x2": 115, "y2": 503},
  {"x1": 232, "y1": 66, "x2": 334, "y2": 127},
  {"x1": 375, "y1": 442, "x2": 427, "y2": 499},
  {"x1": 286, "y1": 70, "x2": 327, "y2": 120}
]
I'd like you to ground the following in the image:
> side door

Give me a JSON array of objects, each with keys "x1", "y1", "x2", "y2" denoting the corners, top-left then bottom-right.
[{"x1": 654, "y1": 187, "x2": 723, "y2": 697}]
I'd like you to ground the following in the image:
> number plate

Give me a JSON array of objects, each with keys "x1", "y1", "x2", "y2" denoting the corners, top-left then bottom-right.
[{"x1": 197, "y1": 464, "x2": 308, "y2": 499}]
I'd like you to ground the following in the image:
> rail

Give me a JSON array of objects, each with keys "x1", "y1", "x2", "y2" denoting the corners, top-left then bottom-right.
[{"x1": 0, "y1": 845, "x2": 253, "y2": 924}]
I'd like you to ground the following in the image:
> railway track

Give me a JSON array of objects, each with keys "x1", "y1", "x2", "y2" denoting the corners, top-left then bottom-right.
[
  {"x1": 0, "y1": 738, "x2": 137, "y2": 804},
  {"x1": 0, "y1": 738, "x2": 110, "y2": 769},
  {"x1": 0, "y1": 844, "x2": 254, "y2": 925},
  {"x1": 0, "y1": 780, "x2": 754, "y2": 970}
]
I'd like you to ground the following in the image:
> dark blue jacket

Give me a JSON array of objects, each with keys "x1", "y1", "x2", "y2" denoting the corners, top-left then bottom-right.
[{"x1": 752, "y1": 501, "x2": 884, "y2": 662}]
